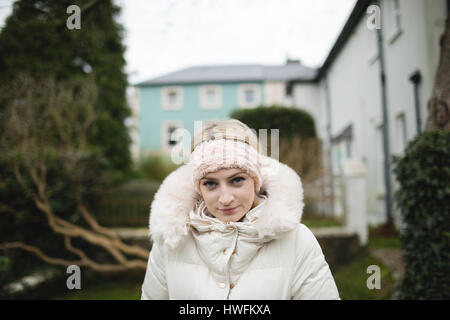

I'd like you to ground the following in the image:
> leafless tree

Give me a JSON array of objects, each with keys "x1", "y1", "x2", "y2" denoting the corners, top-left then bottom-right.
[
  {"x1": 426, "y1": 15, "x2": 450, "y2": 131},
  {"x1": 0, "y1": 74, "x2": 148, "y2": 272}
]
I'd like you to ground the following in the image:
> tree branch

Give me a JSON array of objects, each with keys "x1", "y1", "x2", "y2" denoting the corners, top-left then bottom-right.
[
  {"x1": 0, "y1": 241, "x2": 147, "y2": 272},
  {"x1": 0, "y1": 242, "x2": 83, "y2": 267}
]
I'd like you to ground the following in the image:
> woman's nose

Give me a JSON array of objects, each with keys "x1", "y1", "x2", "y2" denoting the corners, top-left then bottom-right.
[{"x1": 218, "y1": 187, "x2": 234, "y2": 206}]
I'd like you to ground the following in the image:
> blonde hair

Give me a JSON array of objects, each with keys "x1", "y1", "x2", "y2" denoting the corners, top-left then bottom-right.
[
  {"x1": 191, "y1": 119, "x2": 260, "y2": 153},
  {"x1": 191, "y1": 119, "x2": 264, "y2": 207}
]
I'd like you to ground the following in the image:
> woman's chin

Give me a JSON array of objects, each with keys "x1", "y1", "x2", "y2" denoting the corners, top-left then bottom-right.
[{"x1": 217, "y1": 212, "x2": 245, "y2": 223}]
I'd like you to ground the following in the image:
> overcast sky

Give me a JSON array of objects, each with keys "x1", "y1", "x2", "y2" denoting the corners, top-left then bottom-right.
[{"x1": 0, "y1": 0, "x2": 357, "y2": 84}]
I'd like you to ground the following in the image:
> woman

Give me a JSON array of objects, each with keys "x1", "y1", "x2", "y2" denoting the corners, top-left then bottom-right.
[{"x1": 141, "y1": 119, "x2": 340, "y2": 300}]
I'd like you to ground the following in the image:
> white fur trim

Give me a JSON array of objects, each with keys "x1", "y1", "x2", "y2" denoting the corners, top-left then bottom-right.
[{"x1": 149, "y1": 156, "x2": 304, "y2": 249}]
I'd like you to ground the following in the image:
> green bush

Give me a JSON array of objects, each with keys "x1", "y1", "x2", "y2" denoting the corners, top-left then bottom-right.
[
  {"x1": 392, "y1": 129, "x2": 450, "y2": 299},
  {"x1": 0, "y1": 149, "x2": 110, "y2": 281},
  {"x1": 96, "y1": 179, "x2": 160, "y2": 227},
  {"x1": 0, "y1": 255, "x2": 12, "y2": 290},
  {"x1": 231, "y1": 105, "x2": 317, "y2": 139},
  {"x1": 230, "y1": 106, "x2": 320, "y2": 176},
  {"x1": 133, "y1": 153, "x2": 180, "y2": 183},
  {"x1": 231, "y1": 104, "x2": 323, "y2": 217}
]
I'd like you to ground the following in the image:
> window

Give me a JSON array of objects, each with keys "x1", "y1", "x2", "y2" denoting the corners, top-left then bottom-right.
[
  {"x1": 346, "y1": 139, "x2": 352, "y2": 158},
  {"x1": 375, "y1": 125, "x2": 385, "y2": 195},
  {"x1": 168, "y1": 92, "x2": 177, "y2": 105},
  {"x1": 161, "y1": 120, "x2": 183, "y2": 151},
  {"x1": 331, "y1": 141, "x2": 342, "y2": 174},
  {"x1": 245, "y1": 89, "x2": 254, "y2": 103},
  {"x1": 200, "y1": 85, "x2": 222, "y2": 109},
  {"x1": 162, "y1": 86, "x2": 183, "y2": 110},
  {"x1": 393, "y1": 0, "x2": 401, "y2": 30},
  {"x1": 395, "y1": 113, "x2": 408, "y2": 153},
  {"x1": 386, "y1": 0, "x2": 402, "y2": 44},
  {"x1": 368, "y1": 25, "x2": 379, "y2": 65},
  {"x1": 335, "y1": 143, "x2": 342, "y2": 171},
  {"x1": 206, "y1": 90, "x2": 215, "y2": 104},
  {"x1": 168, "y1": 127, "x2": 177, "y2": 146},
  {"x1": 238, "y1": 84, "x2": 261, "y2": 108}
]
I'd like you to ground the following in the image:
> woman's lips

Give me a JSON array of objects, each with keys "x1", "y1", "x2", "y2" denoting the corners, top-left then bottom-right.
[{"x1": 220, "y1": 206, "x2": 238, "y2": 213}]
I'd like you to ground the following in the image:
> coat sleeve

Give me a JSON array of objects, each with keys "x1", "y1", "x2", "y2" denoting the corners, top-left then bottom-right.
[
  {"x1": 291, "y1": 224, "x2": 341, "y2": 300},
  {"x1": 141, "y1": 240, "x2": 169, "y2": 300}
]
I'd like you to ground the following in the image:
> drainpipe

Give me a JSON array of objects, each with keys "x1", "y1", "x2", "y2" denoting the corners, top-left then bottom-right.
[
  {"x1": 409, "y1": 70, "x2": 422, "y2": 134},
  {"x1": 324, "y1": 75, "x2": 335, "y2": 217},
  {"x1": 375, "y1": 0, "x2": 393, "y2": 223}
]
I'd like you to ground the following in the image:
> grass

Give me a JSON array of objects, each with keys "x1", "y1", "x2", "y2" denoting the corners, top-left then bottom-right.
[
  {"x1": 51, "y1": 274, "x2": 142, "y2": 300},
  {"x1": 368, "y1": 236, "x2": 402, "y2": 250},
  {"x1": 332, "y1": 248, "x2": 396, "y2": 300},
  {"x1": 53, "y1": 251, "x2": 396, "y2": 300},
  {"x1": 332, "y1": 232, "x2": 402, "y2": 300},
  {"x1": 50, "y1": 234, "x2": 401, "y2": 300},
  {"x1": 302, "y1": 216, "x2": 343, "y2": 228},
  {"x1": 50, "y1": 255, "x2": 397, "y2": 300}
]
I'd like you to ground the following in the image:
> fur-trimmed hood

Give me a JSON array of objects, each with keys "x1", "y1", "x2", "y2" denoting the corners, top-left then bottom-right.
[{"x1": 149, "y1": 156, "x2": 304, "y2": 249}]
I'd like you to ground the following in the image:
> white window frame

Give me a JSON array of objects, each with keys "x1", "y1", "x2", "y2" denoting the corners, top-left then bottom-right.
[
  {"x1": 368, "y1": 28, "x2": 379, "y2": 65},
  {"x1": 386, "y1": 0, "x2": 402, "y2": 45},
  {"x1": 394, "y1": 112, "x2": 408, "y2": 154},
  {"x1": 200, "y1": 85, "x2": 222, "y2": 109},
  {"x1": 161, "y1": 120, "x2": 183, "y2": 151},
  {"x1": 162, "y1": 86, "x2": 183, "y2": 110},
  {"x1": 238, "y1": 84, "x2": 261, "y2": 108},
  {"x1": 375, "y1": 124, "x2": 385, "y2": 197}
]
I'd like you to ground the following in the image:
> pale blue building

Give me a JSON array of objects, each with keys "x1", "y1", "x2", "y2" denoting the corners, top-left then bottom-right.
[{"x1": 133, "y1": 60, "x2": 317, "y2": 155}]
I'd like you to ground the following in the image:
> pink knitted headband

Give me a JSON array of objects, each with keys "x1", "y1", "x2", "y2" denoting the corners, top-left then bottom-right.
[{"x1": 190, "y1": 138, "x2": 262, "y2": 194}]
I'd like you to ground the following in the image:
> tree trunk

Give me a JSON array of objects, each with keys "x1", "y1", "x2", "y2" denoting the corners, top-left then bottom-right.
[{"x1": 425, "y1": 12, "x2": 450, "y2": 131}]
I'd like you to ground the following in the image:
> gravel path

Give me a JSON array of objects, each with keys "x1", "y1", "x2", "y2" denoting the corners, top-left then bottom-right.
[{"x1": 370, "y1": 248, "x2": 405, "y2": 282}]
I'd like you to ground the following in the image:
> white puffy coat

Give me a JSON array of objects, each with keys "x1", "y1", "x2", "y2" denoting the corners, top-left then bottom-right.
[{"x1": 141, "y1": 156, "x2": 340, "y2": 300}]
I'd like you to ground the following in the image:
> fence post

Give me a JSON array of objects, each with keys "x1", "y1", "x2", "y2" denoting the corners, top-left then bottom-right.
[{"x1": 342, "y1": 159, "x2": 368, "y2": 246}]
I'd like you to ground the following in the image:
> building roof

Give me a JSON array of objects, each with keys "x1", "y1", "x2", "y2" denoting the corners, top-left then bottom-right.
[
  {"x1": 317, "y1": 0, "x2": 372, "y2": 79},
  {"x1": 136, "y1": 62, "x2": 318, "y2": 86}
]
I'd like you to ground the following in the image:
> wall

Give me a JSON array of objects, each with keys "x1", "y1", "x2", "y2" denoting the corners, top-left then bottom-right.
[
  {"x1": 292, "y1": 83, "x2": 321, "y2": 132},
  {"x1": 137, "y1": 82, "x2": 265, "y2": 152},
  {"x1": 304, "y1": 0, "x2": 447, "y2": 227}
]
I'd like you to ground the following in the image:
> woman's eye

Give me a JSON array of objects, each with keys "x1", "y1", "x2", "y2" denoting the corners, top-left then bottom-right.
[
  {"x1": 203, "y1": 181, "x2": 216, "y2": 188},
  {"x1": 232, "y1": 177, "x2": 245, "y2": 184},
  {"x1": 202, "y1": 177, "x2": 244, "y2": 188}
]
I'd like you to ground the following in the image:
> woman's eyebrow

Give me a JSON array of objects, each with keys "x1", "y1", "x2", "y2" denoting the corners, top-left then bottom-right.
[{"x1": 201, "y1": 171, "x2": 246, "y2": 181}]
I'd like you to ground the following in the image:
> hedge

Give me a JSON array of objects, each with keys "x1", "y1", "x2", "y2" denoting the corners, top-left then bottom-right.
[
  {"x1": 392, "y1": 129, "x2": 450, "y2": 299},
  {"x1": 230, "y1": 105, "x2": 317, "y2": 139},
  {"x1": 95, "y1": 179, "x2": 160, "y2": 227}
]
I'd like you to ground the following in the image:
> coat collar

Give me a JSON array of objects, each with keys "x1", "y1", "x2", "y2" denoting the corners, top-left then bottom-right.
[{"x1": 149, "y1": 155, "x2": 304, "y2": 249}]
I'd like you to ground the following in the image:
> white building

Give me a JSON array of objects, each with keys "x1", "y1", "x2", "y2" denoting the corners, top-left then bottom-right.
[{"x1": 292, "y1": 0, "x2": 448, "y2": 227}]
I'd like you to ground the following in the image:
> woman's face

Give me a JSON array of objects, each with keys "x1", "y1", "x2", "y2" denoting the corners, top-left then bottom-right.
[{"x1": 199, "y1": 168, "x2": 256, "y2": 223}]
